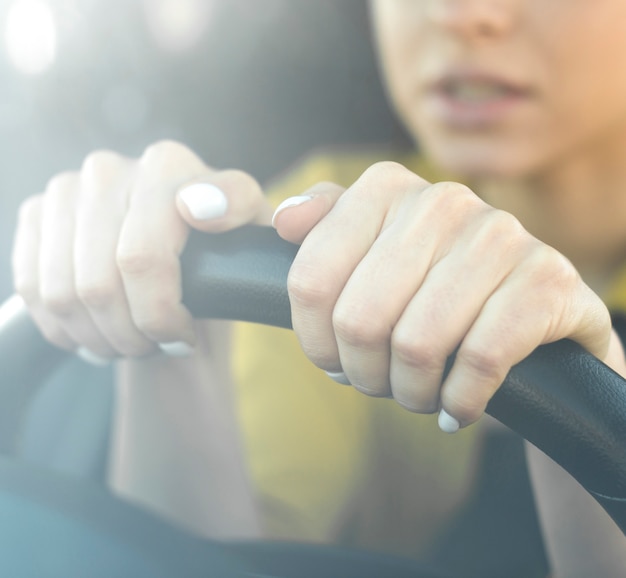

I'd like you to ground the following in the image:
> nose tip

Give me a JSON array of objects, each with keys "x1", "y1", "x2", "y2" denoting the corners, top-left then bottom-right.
[{"x1": 427, "y1": 0, "x2": 516, "y2": 39}]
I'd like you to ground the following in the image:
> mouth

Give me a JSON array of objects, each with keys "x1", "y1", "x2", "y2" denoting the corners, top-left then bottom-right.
[
  {"x1": 440, "y1": 78, "x2": 524, "y2": 102},
  {"x1": 426, "y1": 72, "x2": 532, "y2": 128}
]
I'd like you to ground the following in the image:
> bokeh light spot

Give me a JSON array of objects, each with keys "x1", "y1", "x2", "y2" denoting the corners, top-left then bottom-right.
[
  {"x1": 143, "y1": 0, "x2": 213, "y2": 53},
  {"x1": 5, "y1": 0, "x2": 57, "y2": 75}
]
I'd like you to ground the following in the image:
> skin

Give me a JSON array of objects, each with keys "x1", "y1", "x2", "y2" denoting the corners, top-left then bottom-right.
[{"x1": 10, "y1": 0, "x2": 626, "y2": 574}]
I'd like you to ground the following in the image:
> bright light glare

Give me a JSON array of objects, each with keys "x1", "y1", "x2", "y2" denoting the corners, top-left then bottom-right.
[
  {"x1": 0, "y1": 294, "x2": 26, "y2": 331},
  {"x1": 144, "y1": 0, "x2": 212, "y2": 53},
  {"x1": 5, "y1": 0, "x2": 57, "y2": 75}
]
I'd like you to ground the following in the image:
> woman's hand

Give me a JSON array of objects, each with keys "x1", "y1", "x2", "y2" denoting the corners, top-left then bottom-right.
[
  {"x1": 272, "y1": 161, "x2": 618, "y2": 432},
  {"x1": 12, "y1": 140, "x2": 272, "y2": 365}
]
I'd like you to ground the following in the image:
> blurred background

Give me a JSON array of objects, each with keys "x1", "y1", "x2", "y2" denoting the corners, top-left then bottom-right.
[{"x1": 0, "y1": 0, "x2": 408, "y2": 298}]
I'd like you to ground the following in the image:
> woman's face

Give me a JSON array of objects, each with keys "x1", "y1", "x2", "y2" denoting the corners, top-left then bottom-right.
[{"x1": 370, "y1": 0, "x2": 626, "y2": 179}]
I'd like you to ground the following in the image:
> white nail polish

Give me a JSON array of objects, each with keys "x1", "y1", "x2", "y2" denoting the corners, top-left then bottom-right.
[
  {"x1": 271, "y1": 195, "x2": 313, "y2": 226},
  {"x1": 179, "y1": 183, "x2": 228, "y2": 220},
  {"x1": 159, "y1": 341, "x2": 194, "y2": 357},
  {"x1": 438, "y1": 409, "x2": 460, "y2": 434},
  {"x1": 77, "y1": 347, "x2": 111, "y2": 367},
  {"x1": 325, "y1": 370, "x2": 351, "y2": 386}
]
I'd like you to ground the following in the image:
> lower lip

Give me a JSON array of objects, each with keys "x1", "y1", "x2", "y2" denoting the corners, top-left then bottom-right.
[{"x1": 425, "y1": 90, "x2": 530, "y2": 129}]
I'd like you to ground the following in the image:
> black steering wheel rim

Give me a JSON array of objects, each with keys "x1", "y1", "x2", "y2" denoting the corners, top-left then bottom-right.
[{"x1": 0, "y1": 224, "x2": 624, "y2": 577}]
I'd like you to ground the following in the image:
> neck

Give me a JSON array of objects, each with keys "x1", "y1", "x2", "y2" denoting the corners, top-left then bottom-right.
[{"x1": 474, "y1": 133, "x2": 626, "y2": 294}]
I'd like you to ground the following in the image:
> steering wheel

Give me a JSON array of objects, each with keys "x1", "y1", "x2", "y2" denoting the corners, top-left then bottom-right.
[{"x1": 0, "y1": 225, "x2": 624, "y2": 577}]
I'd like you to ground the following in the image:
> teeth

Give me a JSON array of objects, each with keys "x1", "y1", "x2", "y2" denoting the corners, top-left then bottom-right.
[{"x1": 447, "y1": 82, "x2": 507, "y2": 102}]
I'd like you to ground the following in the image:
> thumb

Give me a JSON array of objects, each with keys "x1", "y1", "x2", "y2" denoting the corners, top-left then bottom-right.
[
  {"x1": 272, "y1": 182, "x2": 345, "y2": 244},
  {"x1": 176, "y1": 170, "x2": 273, "y2": 232}
]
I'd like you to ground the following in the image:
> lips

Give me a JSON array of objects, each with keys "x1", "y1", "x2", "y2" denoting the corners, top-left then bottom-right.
[
  {"x1": 441, "y1": 79, "x2": 517, "y2": 102},
  {"x1": 425, "y1": 71, "x2": 532, "y2": 128}
]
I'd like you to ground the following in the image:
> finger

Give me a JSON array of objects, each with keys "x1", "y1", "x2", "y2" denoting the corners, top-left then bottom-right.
[
  {"x1": 74, "y1": 151, "x2": 156, "y2": 357},
  {"x1": 388, "y1": 208, "x2": 520, "y2": 413},
  {"x1": 288, "y1": 162, "x2": 430, "y2": 373},
  {"x1": 177, "y1": 170, "x2": 273, "y2": 231},
  {"x1": 440, "y1": 303, "x2": 539, "y2": 429},
  {"x1": 438, "y1": 248, "x2": 593, "y2": 428},
  {"x1": 13, "y1": 195, "x2": 44, "y2": 307},
  {"x1": 118, "y1": 141, "x2": 207, "y2": 349},
  {"x1": 272, "y1": 182, "x2": 346, "y2": 244},
  {"x1": 12, "y1": 195, "x2": 75, "y2": 351},
  {"x1": 328, "y1": 205, "x2": 441, "y2": 398},
  {"x1": 39, "y1": 173, "x2": 118, "y2": 358}
]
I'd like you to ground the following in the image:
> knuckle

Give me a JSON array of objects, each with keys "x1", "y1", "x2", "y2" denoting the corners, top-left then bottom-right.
[
  {"x1": 391, "y1": 332, "x2": 444, "y2": 375},
  {"x1": 40, "y1": 290, "x2": 77, "y2": 317},
  {"x1": 478, "y1": 209, "x2": 524, "y2": 243},
  {"x1": 81, "y1": 149, "x2": 127, "y2": 176},
  {"x1": 140, "y1": 139, "x2": 197, "y2": 172},
  {"x1": 116, "y1": 246, "x2": 161, "y2": 276},
  {"x1": 332, "y1": 305, "x2": 389, "y2": 350},
  {"x1": 360, "y1": 161, "x2": 428, "y2": 191},
  {"x1": 488, "y1": 209, "x2": 524, "y2": 237},
  {"x1": 75, "y1": 279, "x2": 116, "y2": 309},
  {"x1": 426, "y1": 181, "x2": 479, "y2": 209},
  {"x1": 17, "y1": 195, "x2": 42, "y2": 225},
  {"x1": 428, "y1": 180, "x2": 465, "y2": 196},
  {"x1": 528, "y1": 244, "x2": 579, "y2": 289},
  {"x1": 471, "y1": 209, "x2": 527, "y2": 253},
  {"x1": 456, "y1": 345, "x2": 505, "y2": 384},
  {"x1": 541, "y1": 244, "x2": 576, "y2": 274},
  {"x1": 142, "y1": 139, "x2": 183, "y2": 159},
  {"x1": 363, "y1": 160, "x2": 406, "y2": 177},
  {"x1": 287, "y1": 264, "x2": 333, "y2": 309},
  {"x1": 414, "y1": 182, "x2": 483, "y2": 231},
  {"x1": 46, "y1": 171, "x2": 79, "y2": 197}
]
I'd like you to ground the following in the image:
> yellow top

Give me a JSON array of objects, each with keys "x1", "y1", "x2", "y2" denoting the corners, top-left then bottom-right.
[{"x1": 231, "y1": 147, "x2": 488, "y2": 559}]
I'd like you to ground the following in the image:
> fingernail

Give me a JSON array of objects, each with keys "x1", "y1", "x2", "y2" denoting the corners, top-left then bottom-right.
[
  {"x1": 159, "y1": 341, "x2": 194, "y2": 357},
  {"x1": 77, "y1": 347, "x2": 111, "y2": 367},
  {"x1": 179, "y1": 183, "x2": 228, "y2": 220},
  {"x1": 438, "y1": 409, "x2": 460, "y2": 434},
  {"x1": 271, "y1": 195, "x2": 313, "y2": 227},
  {"x1": 325, "y1": 370, "x2": 351, "y2": 386}
]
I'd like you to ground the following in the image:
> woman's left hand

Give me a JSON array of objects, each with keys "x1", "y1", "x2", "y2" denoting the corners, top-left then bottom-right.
[{"x1": 272, "y1": 161, "x2": 622, "y2": 432}]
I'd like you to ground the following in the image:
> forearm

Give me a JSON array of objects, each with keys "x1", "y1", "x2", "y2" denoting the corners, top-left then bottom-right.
[
  {"x1": 526, "y1": 442, "x2": 626, "y2": 577},
  {"x1": 107, "y1": 320, "x2": 261, "y2": 540}
]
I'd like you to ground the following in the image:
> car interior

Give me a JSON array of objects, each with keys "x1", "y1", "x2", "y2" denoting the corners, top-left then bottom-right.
[{"x1": 0, "y1": 2, "x2": 624, "y2": 577}]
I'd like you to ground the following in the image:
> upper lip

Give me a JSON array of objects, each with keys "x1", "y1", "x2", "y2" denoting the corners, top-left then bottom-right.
[{"x1": 428, "y1": 68, "x2": 531, "y2": 95}]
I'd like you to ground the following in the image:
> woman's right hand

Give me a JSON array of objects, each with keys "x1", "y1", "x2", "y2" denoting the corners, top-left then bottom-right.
[{"x1": 12, "y1": 140, "x2": 273, "y2": 364}]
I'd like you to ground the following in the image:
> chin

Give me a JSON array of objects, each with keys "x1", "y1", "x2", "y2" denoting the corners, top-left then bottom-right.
[{"x1": 420, "y1": 136, "x2": 543, "y2": 181}]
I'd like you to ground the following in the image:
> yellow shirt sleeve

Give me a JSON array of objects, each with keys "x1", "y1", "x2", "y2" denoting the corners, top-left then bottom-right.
[{"x1": 231, "y1": 148, "x2": 485, "y2": 557}]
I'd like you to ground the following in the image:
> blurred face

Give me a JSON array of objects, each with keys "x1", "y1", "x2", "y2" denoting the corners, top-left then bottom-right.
[{"x1": 370, "y1": 0, "x2": 626, "y2": 179}]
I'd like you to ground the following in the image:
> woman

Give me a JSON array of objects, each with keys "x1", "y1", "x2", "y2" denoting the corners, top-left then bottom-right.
[{"x1": 11, "y1": 1, "x2": 626, "y2": 575}]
